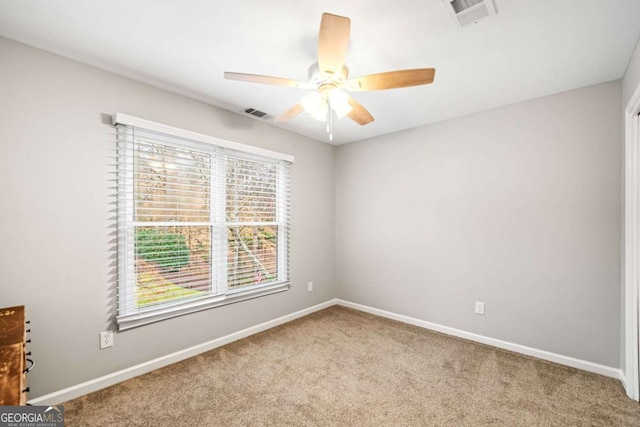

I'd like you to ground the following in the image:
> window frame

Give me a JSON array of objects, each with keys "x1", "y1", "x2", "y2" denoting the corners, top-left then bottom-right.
[{"x1": 113, "y1": 113, "x2": 293, "y2": 330}]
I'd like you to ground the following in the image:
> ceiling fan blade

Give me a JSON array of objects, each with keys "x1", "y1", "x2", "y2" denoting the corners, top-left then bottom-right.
[
  {"x1": 274, "y1": 103, "x2": 304, "y2": 123},
  {"x1": 345, "y1": 68, "x2": 436, "y2": 91},
  {"x1": 347, "y1": 97, "x2": 374, "y2": 126},
  {"x1": 318, "y1": 13, "x2": 351, "y2": 76},
  {"x1": 224, "y1": 72, "x2": 310, "y2": 89}
]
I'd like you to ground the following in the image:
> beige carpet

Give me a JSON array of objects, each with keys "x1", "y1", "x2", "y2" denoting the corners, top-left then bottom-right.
[{"x1": 63, "y1": 306, "x2": 640, "y2": 426}]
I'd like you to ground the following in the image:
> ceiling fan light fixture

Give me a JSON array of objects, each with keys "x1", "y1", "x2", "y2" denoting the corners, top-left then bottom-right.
[
  {"x1": 302, "y1": 91, "x2": 329, "y2": 121},
  {"x1": 329, "y1": 88, "x2": 352, "y2": 119},
  {"x1": 310, "y1": 107, "x2": 329, "y2": 122}
]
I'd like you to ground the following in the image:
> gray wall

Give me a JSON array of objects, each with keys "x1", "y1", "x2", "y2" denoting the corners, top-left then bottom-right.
[
  {"x1": 335, "y1": 81, "x2": 622, "y2": 367},
  {"x1": 0, "y1": 37, "x2": 335, "y2": 398},
  {"x1": 623, "y1": 37, "x2": 640, "y2": 108}
]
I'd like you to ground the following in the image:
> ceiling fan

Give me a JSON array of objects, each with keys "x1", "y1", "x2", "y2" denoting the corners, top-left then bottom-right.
[{"x1": 224, "y1": 13, "x2": 435, "y2": 140}]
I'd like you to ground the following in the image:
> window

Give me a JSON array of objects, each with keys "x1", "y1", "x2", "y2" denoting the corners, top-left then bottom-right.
[{"x1": 114, "y1": 114, "x2": 292, "y2": 330}]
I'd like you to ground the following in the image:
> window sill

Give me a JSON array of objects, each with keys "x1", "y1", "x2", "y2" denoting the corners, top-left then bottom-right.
[{"x1": 117, "y1": 282, "x2": 290, "y2": 331}]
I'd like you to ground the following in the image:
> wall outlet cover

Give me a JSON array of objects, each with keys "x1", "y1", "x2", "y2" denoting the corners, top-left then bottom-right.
[{"x1": 100, "y1": 331, "x2": 114, "y2": 349}]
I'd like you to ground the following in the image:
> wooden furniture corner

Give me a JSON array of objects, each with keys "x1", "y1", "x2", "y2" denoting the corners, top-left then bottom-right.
[{"x1": 0, "y1": 305, "x2": 28, "y2": 405}]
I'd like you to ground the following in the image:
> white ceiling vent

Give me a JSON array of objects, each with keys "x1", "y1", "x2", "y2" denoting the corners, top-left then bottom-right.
[{"x1": 444, "y1": 0, "x2": 497, "y2": 27}]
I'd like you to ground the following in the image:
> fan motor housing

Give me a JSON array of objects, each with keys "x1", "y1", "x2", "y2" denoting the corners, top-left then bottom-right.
[{"x1": 308, "y1": 62, "x2": 349, "y2": 89}]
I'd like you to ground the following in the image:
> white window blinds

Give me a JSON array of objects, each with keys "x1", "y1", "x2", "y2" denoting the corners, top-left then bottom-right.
[{"x1": 114, "y1": 114, "x2": 292, "y2": 330}]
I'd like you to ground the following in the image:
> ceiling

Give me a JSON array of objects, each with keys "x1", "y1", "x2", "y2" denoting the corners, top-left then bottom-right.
[{"x1": 1, "y1": 0, "x2": 639, "y2": 145}]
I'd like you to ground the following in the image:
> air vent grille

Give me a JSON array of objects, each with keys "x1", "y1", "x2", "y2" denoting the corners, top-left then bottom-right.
[
  {"x1": 244, "y1": 108, "x2": 273, "y2": 121},
  {"x1": 450, "y1": 0, "x2": 483, "y2": 13},
  {"x1": 444, "y1": 0, "x2": 497, "y2": 27}
]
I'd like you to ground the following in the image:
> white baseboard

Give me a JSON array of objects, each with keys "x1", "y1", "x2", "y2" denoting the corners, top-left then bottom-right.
[
  {"x1": 335, "y1": 299, "x2": 622, "y2": 380},
  {"x1": 620, "y1": 371, "x2": 628, "y2": 393},
  {"x1": 29, "y1": 299, "x2": 337, "y2": 405},
  {"x1": 31, "y1": 297, "x2": 624, "y2": 405}
]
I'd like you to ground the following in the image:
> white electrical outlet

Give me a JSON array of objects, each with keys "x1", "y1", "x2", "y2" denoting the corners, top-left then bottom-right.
[
  {"x1": 308, "y1": 282, "x2": 313, "y2": 292},
  {"x1": 475, "y1": 301, "x2": 485, "y2": 315},
  {"x1": 100, "y1": 331, "x2": 114, "y2": 349}
]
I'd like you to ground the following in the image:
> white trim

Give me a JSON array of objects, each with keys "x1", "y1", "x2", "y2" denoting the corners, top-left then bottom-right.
[
  {"x1": 620, "y1": 371, "x2": 628, "y2": 392},
  {"x1": 336, "y1": 299, "x2": 622, "y2": 379},
  {"x1": 28, "y1": 299, "x2": 336, "y2": 405},
  {"x1": 117, "y1": 283, "x2": 290, "y2": 330},
  {"x1": 624, "y1": 80, "x2": 640, "y2": 401},
  {"x1": 111, "y1": 113, "x2": 295, "y2": 163}
]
